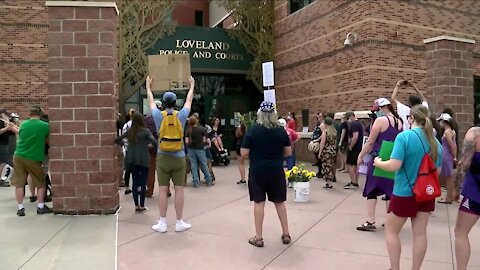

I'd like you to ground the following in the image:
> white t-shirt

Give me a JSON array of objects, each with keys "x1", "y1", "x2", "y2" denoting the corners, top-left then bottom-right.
[
  {"x1": 397, "y1": 101, "x2": 429, "y2": 130},
  {"x1": 121, "y1": 120, "x2": 132, "y2": 156}
]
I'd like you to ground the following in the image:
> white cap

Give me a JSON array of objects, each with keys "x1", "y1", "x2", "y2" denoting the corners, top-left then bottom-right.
[
  {"x1": 437, "y1": 113, "x2": 452, "y2": 122},
  {"x1": 154, "y1": 100, "x2": 162, "y2": 107},
  {"x1": 375, "y1": 98, "x2": 391, "y2": 107},
  {"x1": 278, "y1": 118, "x2": 287, "y2": 127}
]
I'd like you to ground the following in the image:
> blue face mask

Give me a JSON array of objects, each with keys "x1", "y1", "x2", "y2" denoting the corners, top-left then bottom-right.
[{"x1": 375, "y1": 110, "x2": 385, "y2": 117}]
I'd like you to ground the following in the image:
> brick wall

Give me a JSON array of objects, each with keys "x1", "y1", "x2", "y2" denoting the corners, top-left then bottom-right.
[
  {"x1": 0, "y1": 0, "x2": 48, "y2": 118},
  {"x1": 425, "y1": 37, "x2": 475, "y2": 141},
  {"x1": 274, "y1": 0, "x2": 480, "y2": 131},
  {"x1": 47, "y1": 3, "x2": 120, "y2": 215}
]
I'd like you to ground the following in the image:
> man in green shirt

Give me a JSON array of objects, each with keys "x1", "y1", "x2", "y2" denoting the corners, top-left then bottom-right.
[{"x1": 11, "y1": 106, "x2": 51, "y2": 216}]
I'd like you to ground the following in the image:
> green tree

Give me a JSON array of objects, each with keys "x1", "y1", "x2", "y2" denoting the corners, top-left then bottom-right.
[
  {"x1": 119, "y1": 0, "x2": 177, "y2": 111},
  {"x1": 220, "y1": 0, "x2": 274, "y2": 91}
]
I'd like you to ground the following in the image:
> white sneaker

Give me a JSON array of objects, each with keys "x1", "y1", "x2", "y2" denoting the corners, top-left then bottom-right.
[
  {"x1": 175, "y1": 220, "x2": 192, "y2": 232},
  {"x1": 152, "y1": 220, "x2": 167, "y2": 233}
]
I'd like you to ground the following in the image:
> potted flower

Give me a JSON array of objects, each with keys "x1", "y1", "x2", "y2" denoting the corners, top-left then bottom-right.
[{"x1": 285, "y1": 164, "x2": 316, "y2": 202}]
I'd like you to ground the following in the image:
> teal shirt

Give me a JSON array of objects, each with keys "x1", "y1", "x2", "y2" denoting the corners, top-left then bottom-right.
[{"x1": 390, "y1": 128, "x2": 442, "y2": 197}]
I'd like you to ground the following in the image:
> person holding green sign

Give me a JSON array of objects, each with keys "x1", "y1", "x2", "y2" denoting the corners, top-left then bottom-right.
[
  {"x1": 356, "y1": 98, "x2": 403, "y2": 232},
  {"x1": 374, "y1": 105, "x2": 442, "y2": 270}
]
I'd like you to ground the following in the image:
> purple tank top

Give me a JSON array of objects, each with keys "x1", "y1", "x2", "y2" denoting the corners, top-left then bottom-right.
[
  {"x1": 372, "y1": 116, "x2": 402, "y2": 153},
  {"x1": 362, "y1": 116, "x2": 402, "y2": 198},
  {"x1": 462, "y1": 152, "x2": 480, "y2": 202}
]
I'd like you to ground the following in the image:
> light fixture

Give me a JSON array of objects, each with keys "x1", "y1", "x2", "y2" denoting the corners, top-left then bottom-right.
[{"x1": 344, "y1": 32, "x2": 358, "y2": 46}]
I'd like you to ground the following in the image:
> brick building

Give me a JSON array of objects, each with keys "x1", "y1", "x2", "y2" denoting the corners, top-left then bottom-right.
[
  {"x1": 0, "y1": 0, "x2": 48, "y2": 117},
  {"x1": 274, "y1": 0, "x2": 480, "y2": 138}
]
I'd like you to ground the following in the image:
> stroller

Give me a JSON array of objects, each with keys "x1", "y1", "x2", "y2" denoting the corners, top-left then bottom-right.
[
  {"x1": 0, "y1": 163, "x2": 13, "y2": 186},
  {"x1": 211, "y1": 147, "x2": 230, "y2": 166}
]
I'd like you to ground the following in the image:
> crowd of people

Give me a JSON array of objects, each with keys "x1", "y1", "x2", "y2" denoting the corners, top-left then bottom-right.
[
  {"x1": 2, "y1": 75, "x2": 479, "y2": 270},
  {"x1": 1, "y1": 106, "x2": 52, "y2": 216},
  {"x1": 45, "y1": 77, "x2": 480, "y2": 270},
  {"x1": 297, "y1": 79, "x2": 479, "y2": 270}
]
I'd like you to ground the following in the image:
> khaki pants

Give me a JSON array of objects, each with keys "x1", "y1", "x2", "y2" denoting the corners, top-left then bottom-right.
[
  {"x1": 156, "y1": 155, "x2": 186, "y2": 187},
  {"x1": 11, "y1": 156, "x2": 45, "y2": 188}
]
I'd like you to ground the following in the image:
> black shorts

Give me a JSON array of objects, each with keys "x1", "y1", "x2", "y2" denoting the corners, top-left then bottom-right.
[
  {"x1": 339, "y1": 142, "x2": 348, "y2": 153},
  {"x1": 366, "y1": 187, "x2": 391, "y2": 200},
  {"x1": 346, "y1": 149, "x2": 361, "y2": 165},
  {"x1": 236, "y1": 144, "x2": 241, "y2": 156},
  {"x1": 248, "y1": 170, "x2": 286, "y2": 203}
]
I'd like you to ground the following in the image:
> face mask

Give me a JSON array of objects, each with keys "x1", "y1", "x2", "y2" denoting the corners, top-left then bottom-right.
[
  {"x1": 375, "y1": 110, "x2": 384, "y2": 117},
  {"x1": 408, "y1": 116, "x2": 414, "y2": 126}
]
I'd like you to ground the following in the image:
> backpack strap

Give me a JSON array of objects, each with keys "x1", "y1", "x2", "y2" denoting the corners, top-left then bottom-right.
[
  {"x1": 403, "y1": 129, "x2": 427, "y2": 195},
  {"x1": 411, "y1": 129, "x2": 427, "y2": 155}
]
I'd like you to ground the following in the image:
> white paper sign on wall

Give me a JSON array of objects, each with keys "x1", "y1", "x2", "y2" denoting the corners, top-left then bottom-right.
[
  {"x1": 263, "y1": 89, "x2": 276, "y2": 105},
  {"x1": 262, "y1": 61, "x2": 274, "y2": 87}
]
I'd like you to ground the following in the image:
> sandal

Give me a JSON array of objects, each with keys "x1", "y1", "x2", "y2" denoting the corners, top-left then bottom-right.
[
  {"x1": 356, "y1": 221, "x2": 376, "y2": 232},
  {"x1": 437, "y1": 198, "x2": 453, "y2": 204},
  {"x1": 281, "y1": 234, "x2": 291, "y2": 245},
  {"x1": 248, "y1": 236, "x2": 264, "y2": 247}
]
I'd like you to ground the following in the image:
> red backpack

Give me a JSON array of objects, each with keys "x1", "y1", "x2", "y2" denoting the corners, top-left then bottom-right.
[{"x1": 408, "y1": 131, "x2": 441, "y2": 202}]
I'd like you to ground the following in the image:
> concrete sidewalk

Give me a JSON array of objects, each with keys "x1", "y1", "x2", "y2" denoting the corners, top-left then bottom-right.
[
  {"x1": 1, "y1": 160, "x2": 478, "y2": 270},
  {"x1": 117, "y1": 161, "x2": 480, "y2": 270},
  {"x1": 0, "y1": 186, "x2": 116, "y2": 270}
]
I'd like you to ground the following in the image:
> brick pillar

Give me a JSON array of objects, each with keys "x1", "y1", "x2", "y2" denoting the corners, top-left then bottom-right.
[
  {"x1": 46, "y1": 1, "x2": 120, "y2": 215},
  {"x1": 424, "y1": 35, "x2": 475, "y2": 140}
]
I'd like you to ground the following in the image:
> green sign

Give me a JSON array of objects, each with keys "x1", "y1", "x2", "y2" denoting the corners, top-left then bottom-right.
[{"x1": 147, "y1": 26, "x2": 252, "y2": 74}]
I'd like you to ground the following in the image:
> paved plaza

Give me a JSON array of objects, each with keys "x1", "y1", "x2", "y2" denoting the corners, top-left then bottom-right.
[
  {"x1": 117, "y1": 161, "x2": 480, "y2": 270},
  {"x1": 1, "y1": 160, "x2": 480, "y2": 270}
]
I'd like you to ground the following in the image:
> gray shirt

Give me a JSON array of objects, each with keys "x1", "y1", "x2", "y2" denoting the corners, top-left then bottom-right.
[{"x1": 115, "y1": 128, "x2": 157, "y2": 167}]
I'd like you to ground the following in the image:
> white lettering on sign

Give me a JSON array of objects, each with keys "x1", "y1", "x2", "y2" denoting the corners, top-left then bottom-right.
[
  {"x1": 193, "y1": 51, "x2": 212, "y2": 59},
  {"x1": 176, "y1": 40, "x2": 230, "y2": 50},
  {"x1": 161, "y1": 39, "x2": 242, "y2": 61},
  {"x1": 159, "y1": 50, "x2": 188, "y2": 55},
  {"x1": 214, "y1": 52, "x2": 243, "y2": 61}
]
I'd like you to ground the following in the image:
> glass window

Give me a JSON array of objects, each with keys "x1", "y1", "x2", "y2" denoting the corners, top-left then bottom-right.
[
  {"x1": 289, "y1": 0, "x2": 314, "y2": 14},
  {"x1": 195, "y1": 10, "x2": 204, "y2": 26}
]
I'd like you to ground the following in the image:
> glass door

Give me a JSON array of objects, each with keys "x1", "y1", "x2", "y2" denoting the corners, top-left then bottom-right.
[{"x1": 205, "y1": 95, "x2": 249, "y2": 150}]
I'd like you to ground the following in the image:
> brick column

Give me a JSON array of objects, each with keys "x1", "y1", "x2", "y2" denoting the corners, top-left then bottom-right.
[
  {"x1": 46, "y1": 1, "x2": 120, "y2": 215},
  {"x1": 424, "y1": 35, "x2": 475, "y2": 140}
]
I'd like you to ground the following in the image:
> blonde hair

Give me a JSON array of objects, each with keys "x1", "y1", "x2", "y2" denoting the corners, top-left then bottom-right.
[
  {"x1": 410, "y1": 105, "x2": 438, "y2": 161},
  {"x1": 325, "y1": 124, "x2": 337, "y2": 140},
  {"x1": 257, "y1": 110, "x2": 279, "y2": 129}
]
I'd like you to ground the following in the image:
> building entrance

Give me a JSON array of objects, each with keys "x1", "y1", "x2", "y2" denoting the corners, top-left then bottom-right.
[{"x1": 205, "y1": 95, "x2": 249, "y2": 150}]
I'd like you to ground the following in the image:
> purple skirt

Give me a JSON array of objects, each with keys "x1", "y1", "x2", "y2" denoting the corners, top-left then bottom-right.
[
  {"x1": 441, "y1": 153, "x2": 454, "y2": 177},
  {"x1": 362, "y1": 158, "x2": 394, "y2": 198}
]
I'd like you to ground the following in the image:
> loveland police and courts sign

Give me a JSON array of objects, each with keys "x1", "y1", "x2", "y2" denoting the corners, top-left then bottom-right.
[{"x1": 147, "y1": 26, "x2": 252, "y2": 74}]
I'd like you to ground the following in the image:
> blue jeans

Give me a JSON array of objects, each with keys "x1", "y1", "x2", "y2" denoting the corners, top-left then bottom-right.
[
  {"x1": 131, "y1": 165, "x2": 148, "y2": 207},
  {"x1": 285, "y1": 149, "x2": 296, "y2": 170},
  {"x1": 189, "y1": 149, "x2": 212, "y2": 184}
]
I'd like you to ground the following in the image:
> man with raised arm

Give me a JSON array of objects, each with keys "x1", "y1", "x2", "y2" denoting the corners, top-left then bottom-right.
[
  {"x1": 146, "y1": 75, "x2": 195, "y2": 233},
  {"x1": 391, "y1": 79, "x2": 429, "y2": 130}
]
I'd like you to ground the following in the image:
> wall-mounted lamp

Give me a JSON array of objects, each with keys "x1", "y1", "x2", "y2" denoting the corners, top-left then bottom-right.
[{"x1": 344, "y1": 32, "x2": 358, "y2": 46}]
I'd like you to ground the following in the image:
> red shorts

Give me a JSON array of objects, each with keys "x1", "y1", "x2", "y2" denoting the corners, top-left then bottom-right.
[{"x1": 388, "y1": 195, "x2": 435, "y2": 218}]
